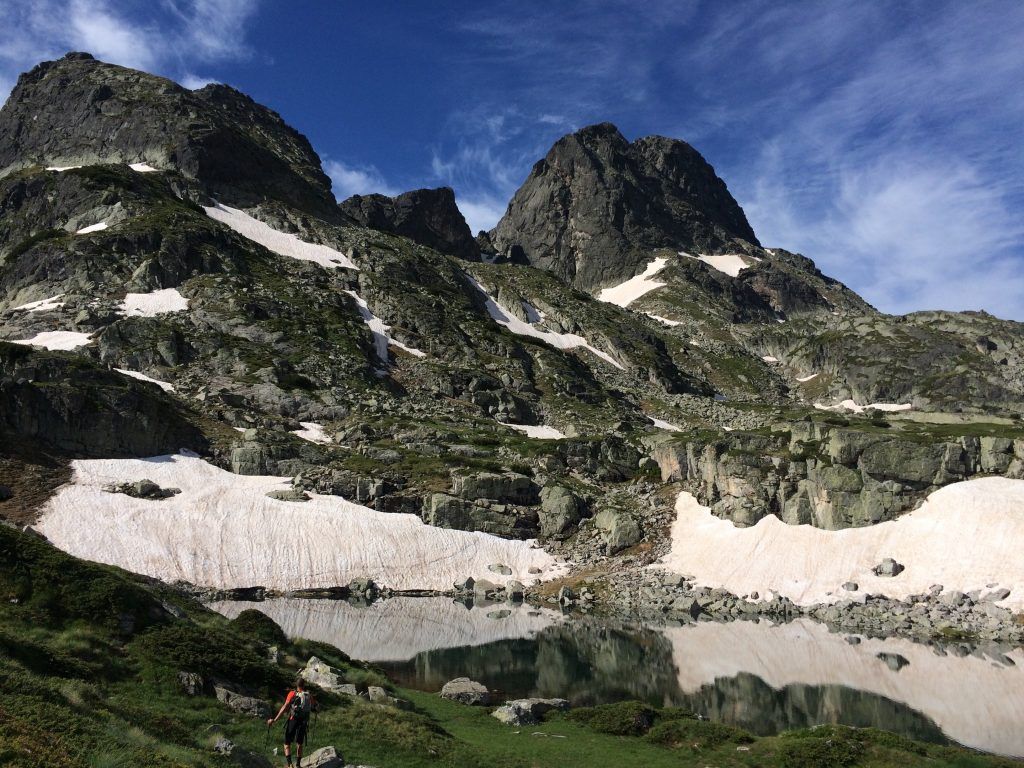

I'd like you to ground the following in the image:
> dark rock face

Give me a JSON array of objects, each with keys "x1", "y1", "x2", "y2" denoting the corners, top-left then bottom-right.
[
  {"x1": 0, "y1": 53, "x2": 338, "y2": 218},
  {"x1": 490, "y1": 122, "x2": 759, "y2": 291},
  {"x1": 339, "y1": 187, "x2": 480, "y2": 260},
  {"x1": 0, "y1": 342, "x2": 207, "y2": 458}
]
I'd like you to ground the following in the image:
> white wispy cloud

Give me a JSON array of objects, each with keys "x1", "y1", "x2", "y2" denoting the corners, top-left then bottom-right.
[{"x1": 325, "y1": 159, "x2": 398, "y2": 200}]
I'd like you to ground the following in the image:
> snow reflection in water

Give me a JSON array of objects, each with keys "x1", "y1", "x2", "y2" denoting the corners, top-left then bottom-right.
[{"x1": 210, "y1": 598, "x2": 1024, "y2": 757}]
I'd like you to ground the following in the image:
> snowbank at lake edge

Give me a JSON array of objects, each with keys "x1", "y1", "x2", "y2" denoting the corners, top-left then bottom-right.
[
  {"x1": 662, "y1": 618, "x2": 1024, "y2": 757},
  {"x1": 35, "y1": 453, "x2": 566, "y2": 591},
  {"x1": 657, "y1": 477, "x2": 1024, "y2": 610}
]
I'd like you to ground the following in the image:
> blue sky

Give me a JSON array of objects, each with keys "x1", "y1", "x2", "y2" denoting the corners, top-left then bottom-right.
[{"x1": 2, "y1": 1, "x2": 1023, "y2": 320}]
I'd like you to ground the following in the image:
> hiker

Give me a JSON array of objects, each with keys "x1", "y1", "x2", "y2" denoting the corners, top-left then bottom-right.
[{"x1": 267, "y1": 678, "x2": 317, "y2": 766}]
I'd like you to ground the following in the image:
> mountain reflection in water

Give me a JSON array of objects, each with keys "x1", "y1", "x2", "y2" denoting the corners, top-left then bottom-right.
[{"x1": 210, "y1": 597, "x2": 1024, "y2": 757}]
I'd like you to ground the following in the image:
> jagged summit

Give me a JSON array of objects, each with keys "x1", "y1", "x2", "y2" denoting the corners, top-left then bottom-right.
[
  {"x1": 339, "y1": 186, "x2": 480, "y2": 261},
  {"x1": 490, "y1": 122, "x2": 760, "y2": 292},
  {"x1": 0, "y1": 52, "x2": 338, "y2": 218}
]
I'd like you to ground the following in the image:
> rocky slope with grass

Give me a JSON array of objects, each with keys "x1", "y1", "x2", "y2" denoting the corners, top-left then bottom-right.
[{"x1": 1, "y1": 52, "x2": 1024, "y2": 641}]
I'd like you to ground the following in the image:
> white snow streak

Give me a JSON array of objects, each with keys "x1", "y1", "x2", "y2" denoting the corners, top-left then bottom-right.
[
  {"x1": 682, "y1": 251, "x2": 759, "y2": 278},
  {"x1": 129, "y1": 163, "x2": 158, "y2": 173},
  {"x1": 469, "y1": 277, "x2": 623, "y2": 369},
  {"x1": 11, "y1": 294, "x2": 65, "y2": 313},
  {"x1": 649, "y1": 416, "x2": 683, "y2": 432},
  {"x1": 114, "y1": 369, "x2": 175, "y2": 393},
  {"x1": 119, "y1": 288, "x2": 189, "y2": 317},
  {"x1": 35, "y1": 454, "x2": 565, "y2": 591},
  {"x1": 596, "y1": 256, "x2": 669, "y2": 307},
  {"x1": 658, "y1": 477, "x2": 1024, "y2": 610},
  {"x1": 9, "y1": 331, "x2": 93, "y2": 350},
  {"x1": 211, "y1": 597, "x2": 562, "y2": 663},
  {"x1": 204, "y1": 203, "x2": 357, "y2": 270},
  {"x1": 343, "y1": 290, "x2": 425, "y2": 364},
  {"x1": 646, "y1": 313, "x2": 681, "y2": 327},
  {"x1": 46, "y1": 165, "x2": 82, "y2": 172},
  {"x1": 76, "y1": 222, "x2": 108, "y2": 235},
  {"x1": 762, "y1": 355, "x2": 779, "y2": 363},
  {"x1": 796, "y1": 373, "x2": 819, "y2": 383},
  {"x1": 501, "y1": 423, "x2": 568, "y2": 440},
  {"x1": 292, "y1": 422, "x2": 331, "y2": 444},
  {"x1": 814, "y1": 400, "x2": 912, "y2": 413}
]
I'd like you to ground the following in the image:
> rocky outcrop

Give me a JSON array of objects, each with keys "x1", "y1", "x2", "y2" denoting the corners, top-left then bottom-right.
[
  {"x1": 491, "y1": 697, "x2": 570, "y2": 726},
  {"x1": 339, "y1": 187, "x2": 480, "y2": 260},
  {"x1": 652, "y1": 424, "x2": 1024, "y2": 529},
  {"x1": 490, "y1": 122, "x2": 759, "y2": 292},
  {"x1": 0, "y1": 343, "x2": 208, "y2": 458},
  {"x1": 440, "y1": 677, "x2": 491, "y2": 706},
  {"x1": 0, "y1": 53, "x2": 338, "y2": 217}
]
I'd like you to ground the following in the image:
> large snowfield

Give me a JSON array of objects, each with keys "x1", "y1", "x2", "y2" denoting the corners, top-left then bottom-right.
[
  {"x1": 35, "y1": 453, "x2": 564, "y2": 591},
  {"x1": 204, "y1": 203, "x2": 358, "y2": 270},
  {"x1": 663, "y1": 618, "x2": 1024, "y2": 757},
  {"x1": 211, "y1": 597, "x2": 561, "y2": 662},
  {"x1": 659, "y1": 477, "x2": 1024, "y2": 610}
]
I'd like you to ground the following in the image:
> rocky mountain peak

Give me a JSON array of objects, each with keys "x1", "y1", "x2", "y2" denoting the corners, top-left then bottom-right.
[
  {"x1": 0, "y1": 52, "x2": 338, "y2": 218},
  {"x1": 490, "y1": 122, "x2": 760, "y2": 292},
  {"x1": 338, "y1": 186, "x2": 480, "y2": 260}
]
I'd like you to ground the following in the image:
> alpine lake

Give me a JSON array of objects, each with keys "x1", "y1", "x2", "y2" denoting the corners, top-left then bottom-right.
[{"x1": 210, "y1": 596, "x2": 1024, "y2": 759}]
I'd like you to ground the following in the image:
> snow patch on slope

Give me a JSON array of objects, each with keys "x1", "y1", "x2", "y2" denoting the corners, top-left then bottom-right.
[
  {"x1": 501, "y1": 422, "x2": 567, "y2": 440},
  {"x1": 681, "y1": 250, "x2": 759, "y2": 278},
  {"x1": 114, "y1": 369, "x2": 174, "y2": 392},
  {"x1": 597, "y1": 256, "x2": 669, "y2": 308},
  {"x1": 9, "y1": 331, "x2": 92, "y2": 350},
  {"x1": 649, "y1": 416, "x2": 682, "y2": 432},
  {"x1": 469, "y1": 276, "x2": 623, "y2": 369},
  {"x1": 211, "y1": 597, "x2": 562, "y2": 663},
  {"x1": 76, "y1": 222, "x2": 108, "y2": 235},
  {"x1": 129, "y1": 163, "x2": 158, "y2": 173},
  {"x1": 46, "y1": 165, "x2": 82, "y2": 172},
  {"x1": 119, "y1": 288, "x2": 189, "y2": 317},
  {"x1": 204, "y1": 203, "x2": 357, "y2": 270},
  {"x1": 657, "y1": 477, "x2": 1024, "y2": 610},
  {"x1": 647, "y1": 313, "x2": 681, "y2": 327},
  {"x1": 796, "y1": 373, "x2": 819, "y2": 383},
  {"x1": 35, "y1": 454, "x2": 564, "y2": 591},
  {"x1": 292, "y1": 422, "x2": 331, "y2": 444},
  {"x1": 762, "y1": 355, "x2": 779, "y2": 363},
  {"x1": 343, "y1": 290, "x2": 425, "y2": 364},
  {"x1": 11, "y1": 294, "x2": 65, "y2": 313}
]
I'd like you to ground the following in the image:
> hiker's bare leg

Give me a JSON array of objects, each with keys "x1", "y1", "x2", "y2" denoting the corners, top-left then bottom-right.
[
  {"x1": 297, "y1": 743, "x2": 304, "y2": 764},
  {"x1": 283, "y1": 741, "x2": 291, "y2": 762}
]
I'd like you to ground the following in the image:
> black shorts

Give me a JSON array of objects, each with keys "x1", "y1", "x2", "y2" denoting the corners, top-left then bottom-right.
[{"x1": 284, "y1": 716, "x2": 308, "y2": 744}]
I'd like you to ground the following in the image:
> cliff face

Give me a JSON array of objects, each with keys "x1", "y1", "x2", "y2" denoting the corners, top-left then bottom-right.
[
  {"x1": 339, "y1": 187, "x2": 480, "y2": 261},
  {"x1": 490, "y1": 123, "x2": 759, "y2": 292},
  {"x1": 0, "y1": 52, "x2": 338, "y2": 217}
]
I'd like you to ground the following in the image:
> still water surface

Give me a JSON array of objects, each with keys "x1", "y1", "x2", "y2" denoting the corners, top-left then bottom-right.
[{"x1": 211, "y1": 597, "x2": 1024, "y2": 757}]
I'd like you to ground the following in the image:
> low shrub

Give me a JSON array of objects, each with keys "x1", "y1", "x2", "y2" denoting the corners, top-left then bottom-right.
[{"x1": 567, "y1": 701, "x2": 656, "y2": 736}]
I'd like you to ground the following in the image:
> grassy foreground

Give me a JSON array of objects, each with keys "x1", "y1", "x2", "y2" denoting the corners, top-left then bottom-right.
[{"x1": 0, "y1": 524, "x2": 1019, "y2": 768}]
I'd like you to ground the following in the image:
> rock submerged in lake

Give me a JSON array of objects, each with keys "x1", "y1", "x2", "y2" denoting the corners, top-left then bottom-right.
[{"x1": 440, "y1": 677, "x2": 491, "y2": 706}]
